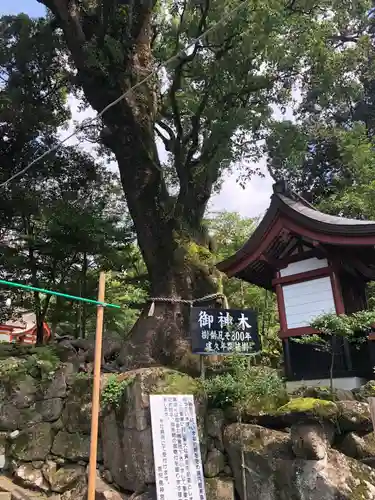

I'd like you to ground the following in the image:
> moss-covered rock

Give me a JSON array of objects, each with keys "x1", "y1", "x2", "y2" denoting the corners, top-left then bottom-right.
[
  {"x1": 290, "y1": 421, "x2": 333, "y2": 460},
  {"x1": 0, "y1": 397, "x2": 62, "y2": 431},
  {"x1": 40, "y1": 366, "x2": 67, "y2": 399},
  {"x1": 13, "y1": 463, "x2": 49, "y2": 492},
  {"x1": 0, "y1": 357, "x2": 29, "y2": 387},
  {"x1": 223, "y1": 422, "x2": 375, "y2": 500},
  {"x1": 336, "y1": 401, "x2": 372, "y2": 432},
  {"x1": 223, "y1": 423, "x2": 291, "y2": 499},
  {"x1": 346, "y1": 454, "x2": 375, "y2": 499},
  {"x1": 354, "y1": 380, "x2": 375, "y2": 401},
  {"x1": 52, "y1": 430, "x2": 96, "y2": 462},
  {"x1": 101, "y1": 367, "x2": 200, "y2": 493},
  {"x1": 42, "y1": 462, "x2": 85, "y2": 493},
  {"x1": 276, "y1": 397, "x2": 338, "y2": 424},
  {"x1": 205, "y1": 477, "x2": 235, "y2": 500},
  {"x1": 337, "y1": 431, "x2": 375, "y2": 460},
  {"x1": 39, "y1": 397, "x2": 64, "y2": 422},
  {"x1": 62, "y1": 398, "x2": 91, "y2": 435},
  {"x1": 204, "y1": 449, "x2": 226, "y2": 478},
  {"x1": 10, "y1": 422, "x2": 53, "y2": 461}
]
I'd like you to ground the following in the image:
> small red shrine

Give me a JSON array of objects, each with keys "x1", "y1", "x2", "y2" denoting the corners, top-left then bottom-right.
[{"x1": 217, "y1": 180, "x2": 375, "y2": 385}]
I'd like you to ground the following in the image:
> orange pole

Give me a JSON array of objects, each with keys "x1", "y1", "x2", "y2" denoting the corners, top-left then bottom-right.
[{"x1": 87, "y1": 271, "x2": 106, "y2": 500}]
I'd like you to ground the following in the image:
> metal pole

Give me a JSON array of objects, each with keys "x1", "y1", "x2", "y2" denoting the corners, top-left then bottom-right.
[{"x1": 87, "y1": 272, "x2": 106, "y2": 500}]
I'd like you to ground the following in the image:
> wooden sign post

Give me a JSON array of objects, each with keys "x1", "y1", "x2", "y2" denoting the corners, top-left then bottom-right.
[{"x1": 87, "y1": 272, "x2": 106, "y2": 500}]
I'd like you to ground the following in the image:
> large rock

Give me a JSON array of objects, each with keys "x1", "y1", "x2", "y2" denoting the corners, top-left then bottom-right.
[
  {"x1": 337, "y1": 431, "x2": 375, "y2": 460},
  {"x1": 10, "y1": 375, "x2": 38, "y2": 408},
  {"x1": 205, "y1": 478, "x2": 235, "y2": 500},
  {"x1": 102, "y1": 410, "x2": 154, "y2": 492},
  {"x1": 223, "y1": 422, "x2": 375, "y2": 500},
  {"x1": 10, "y1": 422, "x2": 53, "y2": 461},
  {"x1": 0, "y1": 397, "x2": 62, "y2": 431},
  {"x1": 52, "y1": 430, "x2": 94, "y2": 462},
  {"x1": 206, "y1": 409, "x2": 225, "y2": 451},
  {"x1": 42, "y1": 461, "x2": 85, "y2": 493},
  {"x1": 95, "y1": 475, "x2": 129, "y2": 500},
  {"x1": 41, "y1": 367, "x2": 67, "y2": 399},
  {"x1": 290, "y1": 421, "x2": 334, "y2": 460},
  {"x1": 354, "y1": 380, "x2": 375, "y2": 401},
  {"x1": 62, "y1": 399, "x2": 92, "y2": 434},
  {"x1": 276, "y1": 398, "x2": 338, "y2": 424},
  {"x1": 224, "y1": 423, "x2": 291, "y2": 499},
  {"x1": 62, "y1": 375, "x2": 92, "y2": 434},
  {"x1": 101, "y1": 367, "x2": 197, "y2": 492},
  {"x1": 336, "y1": 401, "x2": 372, "y2": 432},
  {"x1": 204, "y1": 449, "x2": 226, "y2": 478},
  {"x1": 13, "y1": 463, "x2": 49, "y2": 492},
  {"x1": 0, "y1": 402, "x2": 43, "y2": 431},
  {"x1": 40, "y1": 398, "x2": 64, "y2": 422},
  {"x1": 61, "y1": 477, "x2": 87, "y2": 500}
]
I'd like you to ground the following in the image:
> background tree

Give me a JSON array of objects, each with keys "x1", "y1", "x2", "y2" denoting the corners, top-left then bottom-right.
[
  {"x1": 33, "y1": 0, "x2": 373, "y2": 370},
  {"x1": 207, "y1": 212, "x2": 280, "y2": 363},
  {"x1": 0, "y1": 14, "x2": 145, "y2": 342},
  {"x1": 266, "y1": 7, "x2": 375, "y2": 313},
  {"x1": 266, "y1": 4, "x2": 375, "y2": 213}
]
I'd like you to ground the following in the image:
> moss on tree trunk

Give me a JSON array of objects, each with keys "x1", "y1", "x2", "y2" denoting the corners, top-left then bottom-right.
[{"x1": 117, "y1": 233, "x2": 224, "y2": 373}]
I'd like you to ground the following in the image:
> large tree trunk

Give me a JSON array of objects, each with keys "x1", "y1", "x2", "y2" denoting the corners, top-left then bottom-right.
[
  {"x1": 38, "y1": 0, "x2": 221, "y2": 370},
  {"x1": 116, "y1": 238, "x2": 223, "y2": 372}
]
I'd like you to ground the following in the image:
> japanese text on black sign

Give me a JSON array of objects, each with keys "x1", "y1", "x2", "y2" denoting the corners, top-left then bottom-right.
[
  {"x1": 190, "y1": 308, "x2": 260, "y2": 355},
  {"x1": 150, "y1": 395, "x2": 206, "y2": 500}
]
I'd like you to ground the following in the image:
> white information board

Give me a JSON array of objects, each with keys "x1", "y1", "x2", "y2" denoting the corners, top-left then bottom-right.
[{"x1": 150, "y1": 395, "x2": 206, "y2": 500}]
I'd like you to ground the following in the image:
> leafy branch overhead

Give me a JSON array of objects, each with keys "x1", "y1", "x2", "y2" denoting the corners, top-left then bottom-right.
[
  {"x1": 0, "y1": 14, "x2": 148, "y2": 340},
  {"x1": 35, "y1": 0, "x2": 361, "y2": 237},
  {"x1": 266, "y1": 2, "x2": 375, "y2": 215}
]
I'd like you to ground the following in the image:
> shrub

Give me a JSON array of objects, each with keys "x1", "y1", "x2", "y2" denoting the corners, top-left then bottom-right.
[
  {"x1": 203, "y1": 357, "x2": 287, "y2": 412},
  {"x1": 101, "y1": 375, "x2": 135, "y2": 409},
  {"x1": 153, "y1": 372, "x2": 202, "y2": 396}
]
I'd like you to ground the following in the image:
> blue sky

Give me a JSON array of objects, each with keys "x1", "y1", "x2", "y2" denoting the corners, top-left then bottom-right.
[{"x1": 0, "y1": 0, "x2": 45, "y2": 16}]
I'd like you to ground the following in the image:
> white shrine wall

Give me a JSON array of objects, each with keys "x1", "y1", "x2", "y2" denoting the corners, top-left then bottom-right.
[
  {"x1": 279, "y1": 258, "x2": 336, "y2": 329},
  {"x1": 280, "y1": 257, "x2": 328, "y2": 277}
]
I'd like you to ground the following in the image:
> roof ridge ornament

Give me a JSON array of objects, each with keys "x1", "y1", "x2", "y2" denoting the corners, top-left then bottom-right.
[
  {"x1": 273, "y1": 179, "x2": 316, "y2": 210},
  {"x1": 273, "y1": 179, "x2": 289, "y2": 195}
]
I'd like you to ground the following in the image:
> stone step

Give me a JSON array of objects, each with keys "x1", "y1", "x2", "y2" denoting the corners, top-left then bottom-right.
[{"x1": 0, "y1": 494, "x2": 11, "y2": 500}]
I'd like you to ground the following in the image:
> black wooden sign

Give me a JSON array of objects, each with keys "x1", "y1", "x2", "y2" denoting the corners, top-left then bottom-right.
[{"x1": 190, "y1": 307, "x2": 260, "y2": 355}]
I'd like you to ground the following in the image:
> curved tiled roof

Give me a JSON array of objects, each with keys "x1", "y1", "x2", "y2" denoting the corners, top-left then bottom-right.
[
  {"x1": 279, "y1": 194, "x2": 375, "y2": 230},
  {"x1": 217, "y1": 181, "x2": 375, "y2": 286}
]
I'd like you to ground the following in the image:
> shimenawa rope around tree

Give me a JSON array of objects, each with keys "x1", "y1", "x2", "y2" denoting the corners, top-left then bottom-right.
[{"x1": 147, "y1": 293, "x2": 229, "y2": 316}]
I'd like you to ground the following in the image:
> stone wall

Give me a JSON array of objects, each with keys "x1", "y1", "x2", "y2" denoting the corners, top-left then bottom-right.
[{"x1": 1, "y1": 351, "x2": 375, "y2": 500}]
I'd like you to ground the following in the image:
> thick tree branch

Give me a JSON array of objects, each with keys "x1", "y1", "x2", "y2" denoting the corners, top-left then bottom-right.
[
  {"x1": 38, "y1": 0, "x2": 174, "y2": 276},
  {"x1": 155, "y1": 125, "x2": 173, "y2": 152},
  {"x1": 183, "y1": 84, "x2": 212, "y2": 168},
  {"x1": 168, "y1": 1, "x2": 211, "y2": 185},
  {"x1": 156, "y1": 120, "x2": 176, "y2": 143}
]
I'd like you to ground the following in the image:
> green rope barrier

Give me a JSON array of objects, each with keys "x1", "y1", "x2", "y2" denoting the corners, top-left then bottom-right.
[{"x1": 0, "y1": 279, "x2": 121, "y2": 309}]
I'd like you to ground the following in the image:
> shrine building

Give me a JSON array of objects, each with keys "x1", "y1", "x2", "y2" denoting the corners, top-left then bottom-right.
[{"x1": 217, "y1": 180, "x2": 375, "y2": 390}]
